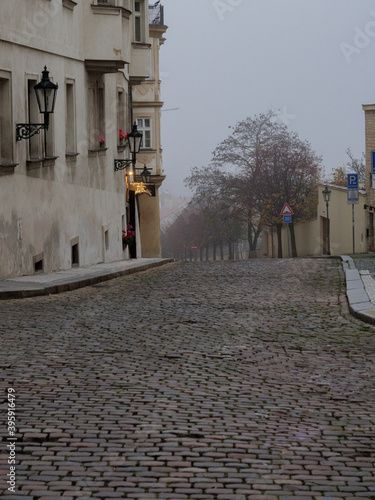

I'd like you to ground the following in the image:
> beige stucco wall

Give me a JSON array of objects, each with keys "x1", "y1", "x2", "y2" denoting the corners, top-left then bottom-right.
[
  {"x1": 263, "y1": 185, "x2": 367, "y2": 258},
  {"x1": 280, "y1": 185, "x2": 367, "y2": 257}
]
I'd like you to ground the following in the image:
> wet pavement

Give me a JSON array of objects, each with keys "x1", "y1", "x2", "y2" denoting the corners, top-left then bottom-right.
[{"x1": 0, "y1": 258, "x2": 374, "y2": 499}]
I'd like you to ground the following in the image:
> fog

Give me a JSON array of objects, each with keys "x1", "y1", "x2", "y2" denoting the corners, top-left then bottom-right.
[{"x1": 159, "y1": 0, "x2": 375, "y2": 195}]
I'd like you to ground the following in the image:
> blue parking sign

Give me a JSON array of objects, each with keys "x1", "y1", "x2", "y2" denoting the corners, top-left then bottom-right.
[
  {"x1": 372, "y1": 151, "x2": 375, "y2": 174},
  {"x1": 347, "y1": 173, "x2": 358, "y2": 189},
  {"x1": 283, "y1": 214, "x2": 292, "y2": 224}
]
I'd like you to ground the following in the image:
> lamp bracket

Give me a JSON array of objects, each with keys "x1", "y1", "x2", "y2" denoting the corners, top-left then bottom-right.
[
  {"x1": 16, "y1": 123, "x2": 46, "y2": 141},
  {"x1": 114, "y1": 158, "x2": 132, "y2": 171}
]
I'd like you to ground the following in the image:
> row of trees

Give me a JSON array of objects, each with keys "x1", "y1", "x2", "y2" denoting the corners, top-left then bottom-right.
[{"x1": 162, "y1": 110, "x2": 362, "y2": 260}]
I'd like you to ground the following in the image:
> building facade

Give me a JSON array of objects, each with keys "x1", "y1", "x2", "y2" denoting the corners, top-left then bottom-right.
[
  {"x1": 0, "y1": 0, "x2": 166, "y2": 278},
  {"x1": 363, "y1": 104, "x2": 375, "y2": 251},
  {"x1": 132, "y1": 2, "x2": 167, "y2": 258}
]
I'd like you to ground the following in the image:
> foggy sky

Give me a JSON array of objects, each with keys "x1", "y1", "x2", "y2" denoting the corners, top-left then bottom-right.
[{"x1": 159, "y1": 0, "x2": 375, "y2": 195}]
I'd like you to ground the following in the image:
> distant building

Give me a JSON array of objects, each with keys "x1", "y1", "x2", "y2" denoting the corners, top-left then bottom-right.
[
  {"x1": 0, "y1": 0, "x2": 167, "y2": 278},
  {"x1": 263, "y1": 184, "x2": 367, "y2": 258}
]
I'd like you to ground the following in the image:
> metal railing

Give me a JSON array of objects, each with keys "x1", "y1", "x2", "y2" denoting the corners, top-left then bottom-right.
[{"x1": 149, "y1": 2, "x2": 164, "y2": 26}]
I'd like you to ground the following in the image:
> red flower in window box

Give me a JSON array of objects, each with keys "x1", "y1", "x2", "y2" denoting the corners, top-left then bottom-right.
[
  {"x1": 122, "y1": 225, "x2": 135, "y2": 248},
  {"x1": 119, "y1": 129, "x2": 128, "y2": 143}
]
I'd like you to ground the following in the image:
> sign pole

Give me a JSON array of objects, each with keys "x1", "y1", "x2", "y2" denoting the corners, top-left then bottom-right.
[
  {"x1": 352, "y1": 204, "x2": 355, "y2": 254},
  {"x1": 347, "y1": 173, "x2": 359, "y2": 255}
]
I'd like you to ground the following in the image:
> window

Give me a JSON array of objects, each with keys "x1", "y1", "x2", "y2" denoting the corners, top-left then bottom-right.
[
  {"x1": 88, "y1": 80, "x2": 105, "y2": 150},
  {"x1": 33, "y1": 253, "x2": 44, "y2": 273},
  {"x1": 72, "y1": 243, "x2": 79, "y2": 266},
  {"x1": 65, "y1": 80, "x2": 77, "y2": 154},
  {"x1": 28, "y1": 79, "x2": 43, "y2": 160},
  {"x1": 71, "y1": 237, "x2": 79, "y2": 266},
  {"x1": 0, "y1": 71, "x2": 13, "y2": 165},
  {"x1": 134, "y1": 1, "x2": 142, "y2": 42},
  {"x1": 136, "y1": 118, "x2": 152, "y2": 148},
  {"x1": 117, "y1": 88, "x2": 127, "y2": 145}
]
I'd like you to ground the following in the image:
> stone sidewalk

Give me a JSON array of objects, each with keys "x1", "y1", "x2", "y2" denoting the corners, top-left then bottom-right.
[
  {"x1": 342, "y1": 255, "x2": 375, "y2": 325},
  {"x1": 0, "y1": 258, "x2": 173, "y2": 300}
]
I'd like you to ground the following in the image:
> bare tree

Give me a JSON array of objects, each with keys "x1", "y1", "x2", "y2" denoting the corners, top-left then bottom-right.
[{"x1": 211, "y1": 110, "x2": 322, "y2": 257}]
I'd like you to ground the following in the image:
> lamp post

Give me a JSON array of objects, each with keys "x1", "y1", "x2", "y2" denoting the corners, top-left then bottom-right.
[
  {"x1": 114, "y1": 122, "x2": 143, "y2": 171},
  {"x1": 322, "y1": 185, "x2": 331, "y2": 255},
  {"x1": 16, "y1": 66, "x2": 58, "y2": 142}
]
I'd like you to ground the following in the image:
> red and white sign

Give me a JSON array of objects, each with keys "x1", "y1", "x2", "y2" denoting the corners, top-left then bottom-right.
[
  {"x1": 280, "y1": 203, "x2": 294, "y2": 216},
  {"x1": 191, "y1": 245, "x2": 198, "y2": 251}
]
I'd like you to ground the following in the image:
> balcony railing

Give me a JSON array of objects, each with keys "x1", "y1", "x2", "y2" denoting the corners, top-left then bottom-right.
[{"x1": 149, "y1": 2, "x2": 164, "y2": 26}]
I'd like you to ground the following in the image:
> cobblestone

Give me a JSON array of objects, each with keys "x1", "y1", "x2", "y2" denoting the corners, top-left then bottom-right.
[{"x1": 1, "y1": 258, "x2": 375, "y2": 499}]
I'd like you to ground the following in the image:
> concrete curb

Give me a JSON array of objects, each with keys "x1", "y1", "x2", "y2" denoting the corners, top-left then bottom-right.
[
  {"x1": 340, "y1": 254, "x2": 375, "y2": 326},
  {"x1": 0, "y1": 259, "x2": 175, "y2": 300}
]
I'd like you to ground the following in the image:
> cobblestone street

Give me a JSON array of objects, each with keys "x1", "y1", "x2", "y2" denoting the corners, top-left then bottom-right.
[{"x1": 1, "y1": 258, "x2": 375, "y2": 500}]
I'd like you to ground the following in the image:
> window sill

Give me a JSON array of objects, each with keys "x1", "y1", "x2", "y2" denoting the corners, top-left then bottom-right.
[
  {"x1": 88, "y1": 147, "x2": 108, "y2": 157},
  {"x1": 26, "y1": 156, "x2": 58, "y2": 169},
  {"x1": 132, "y1": 42, "x2": 152, "y2": 49},
  {"x1": 91, "y1": 4, "x2": 131, "y2": 17},
  {"x1": 117, "y1": 144, "x2": 128, "y2": 153},
  {"x1": 63, "y1": 0, "x2": 77, "y2": 10},
  {"x1": 66, "y1": 152, "x2": 79, "y2": 162},
  {"x1": 0, "y1": 163, "x2": 18, "y2": 176}
]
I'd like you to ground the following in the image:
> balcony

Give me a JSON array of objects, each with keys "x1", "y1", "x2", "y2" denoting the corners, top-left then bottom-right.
[
  {"x1": 149, "y1": 3, "x2": 165, "y2": 26},
  {"x1": 84, "y1": 1, "x2": 131, "y2": 73},
  {"x1": 129, "y1": 42, "x2": 151, "y2": 84}
]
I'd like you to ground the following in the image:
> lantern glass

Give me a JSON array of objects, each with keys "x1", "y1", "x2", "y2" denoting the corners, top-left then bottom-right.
[
  {"x1": 128, "y1": 123, "x2": 143, "y2": 154},
  {"x1": 322, "y1": 186, "x2": 331, "y2": 203},
  {"x1": 34, "y1": 67, "x2": 58, "y2": 114},
  {"x1": 141, "y1": 165, "x2": 151, "y2": 183}
]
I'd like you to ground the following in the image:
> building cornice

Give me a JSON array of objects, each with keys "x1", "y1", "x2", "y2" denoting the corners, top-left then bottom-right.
[
  {"x1": 85, "y1": 59, "x2": 127, "y2": 73},
  {"x1": 133, "y1": 101, "x2": 164, "y2": 108},
  {"x1": 149, "y1": 24, "x2": 168, "y2": 39},
  {"x1": 90, "y1": 4, "x2": 131, "y2": 18}
]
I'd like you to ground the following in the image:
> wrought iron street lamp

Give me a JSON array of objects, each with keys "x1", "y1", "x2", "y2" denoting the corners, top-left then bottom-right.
[
  {"x1": 114, "y1": 123, "x2": 143, "y2": 171},
  {"x1": 140, "y1": 165, "x2": 152, "y2": 184},
  {"x1": 322, "y1": 185, "x2": 331, "y2": 255},
  {"x1": 16, "y1": 66, "x2": 58, "y2": 141}
]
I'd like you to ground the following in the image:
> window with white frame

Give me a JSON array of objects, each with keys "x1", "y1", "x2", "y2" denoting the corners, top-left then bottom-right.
[
  {"x1": 0, "y1": 71, "x2": 13, "y2": 165},
  {"x1": 136, "y1": 117, "x2": 152, "y2": 149}
]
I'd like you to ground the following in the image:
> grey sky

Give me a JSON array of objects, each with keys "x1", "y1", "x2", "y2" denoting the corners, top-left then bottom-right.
[{"x1": 159, "y1": 0, "x2": 375, "y2": 195}]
